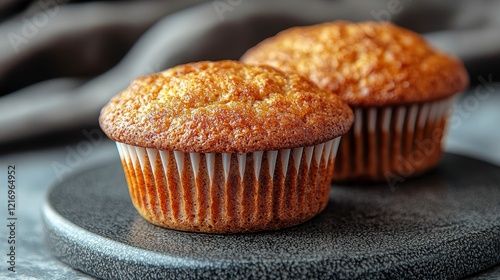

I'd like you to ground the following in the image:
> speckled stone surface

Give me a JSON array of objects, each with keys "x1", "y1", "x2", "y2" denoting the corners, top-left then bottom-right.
[{"x1": 42, "y1": 153, "x2": 500, "y2": 280}]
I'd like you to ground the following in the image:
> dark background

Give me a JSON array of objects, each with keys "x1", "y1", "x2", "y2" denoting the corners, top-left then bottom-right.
[
  {"x1": 0, "y1": 0, "x2": 499, "y2": 153},
  {"x1": 0, "y1": 1, "x2": 499, "y2": 279}
]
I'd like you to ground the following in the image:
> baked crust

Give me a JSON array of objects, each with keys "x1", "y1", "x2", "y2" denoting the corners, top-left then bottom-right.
[
  {"x1": 241, "y1": 21, "x2": 469, "y2": 107},
  {"x1": 99, "y1": 60, "x2": 353, "y2": 153}
]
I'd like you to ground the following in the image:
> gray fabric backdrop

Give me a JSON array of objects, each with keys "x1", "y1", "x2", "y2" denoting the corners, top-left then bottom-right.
[{"x1": 0, "y1": 0, "x2": 499, "y2": 143}]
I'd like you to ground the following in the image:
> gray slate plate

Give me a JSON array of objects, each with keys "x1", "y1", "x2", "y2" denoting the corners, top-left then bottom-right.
[{"x1": 42, "y1": 153, "x2": 500, "y2": 280}]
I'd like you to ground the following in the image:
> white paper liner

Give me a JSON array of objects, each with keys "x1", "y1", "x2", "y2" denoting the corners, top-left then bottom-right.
[
  {"x1": 333, "y1": 96, "x2": 456, "y2": 182},
  {"x1": 116, "y1": 137, "x2": 341, "y2": 233}
]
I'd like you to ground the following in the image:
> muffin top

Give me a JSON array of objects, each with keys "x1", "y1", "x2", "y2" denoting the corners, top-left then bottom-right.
[
  {"x1": 241, "y1": 21, "x2": 469, "y2": 107},
  {"x1": 99, "y1": 60, "x2": 353, "y2": 153}
]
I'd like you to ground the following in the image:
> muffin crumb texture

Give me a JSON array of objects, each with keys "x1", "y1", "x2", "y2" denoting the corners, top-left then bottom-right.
[
  {"x1": 100, "y1": 60, "x2": 353, "y2": 153},
  {"x1": 241, "y1": 21, "x2": 469, "y2": 106}
]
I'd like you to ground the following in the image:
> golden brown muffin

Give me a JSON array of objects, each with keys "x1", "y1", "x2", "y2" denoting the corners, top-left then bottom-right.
[
  {"x1": 241, "y1": 21, "x2": 469, "y2": 183},
  {"x1": 100, "y1": 60, "x2": 353, "y2": 233}
]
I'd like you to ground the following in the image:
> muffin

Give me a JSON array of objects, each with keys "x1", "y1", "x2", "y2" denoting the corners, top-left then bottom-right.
[
  {"x1": 241, "y1": 21, "x2": 469, "y2": 183},
  {"x1": 99, "y1": 60, "x2": 353, "y2": 233}
]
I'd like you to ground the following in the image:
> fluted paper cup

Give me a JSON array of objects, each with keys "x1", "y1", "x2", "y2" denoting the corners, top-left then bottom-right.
[
  {"x1": 115, "y1": 137, "x2": 341, "y2": 233},
  {"x1": 333, "y1": 96, "x2": 456, "y2": 183}
]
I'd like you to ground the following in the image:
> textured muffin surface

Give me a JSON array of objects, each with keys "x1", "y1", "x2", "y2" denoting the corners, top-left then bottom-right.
[
  {"x1": 100, "y1": 60, "x2": 353, "y2": 153},
  {"x1": 241, "y1": 21, "x2": 469, "y2": 106}
]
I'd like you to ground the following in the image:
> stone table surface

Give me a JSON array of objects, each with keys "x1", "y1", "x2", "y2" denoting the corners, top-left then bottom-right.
[{"x1": 0, "y1": 89, "x2": 499, "y2": 279}]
